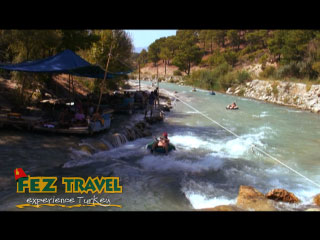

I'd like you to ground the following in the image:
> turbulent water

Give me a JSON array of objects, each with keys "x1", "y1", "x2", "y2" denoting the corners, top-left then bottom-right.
[{"x1": 1, "y1": 80, "x2": 320, "y2": 211}]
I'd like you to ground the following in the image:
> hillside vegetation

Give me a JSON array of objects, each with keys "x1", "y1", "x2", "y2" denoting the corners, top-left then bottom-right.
[{"x1": 135, "y1": 30, "x2": 320, "y2": 92}]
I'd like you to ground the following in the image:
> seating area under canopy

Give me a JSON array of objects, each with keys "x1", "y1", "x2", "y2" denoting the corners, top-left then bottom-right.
[{"x1": 0, "y1": 49, "x2": 131, "y2": 79}]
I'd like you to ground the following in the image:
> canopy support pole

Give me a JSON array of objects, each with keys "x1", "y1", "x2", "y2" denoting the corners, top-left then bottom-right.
[
  {"x1": 72, "y1": 75, "x2": 75, "y2": 100},
  {"x1": 138, "y1": 62, "x2": 141, "y2": 91},
  {"x1": 68, "y1": 74, "x2": 71, "y2": 101},
  {"x1": 157, "y1": 63, "x2": 159, "y2": 88},
  {"x1": 96, "y1": 37, "x2": 114, "y2": 114}
]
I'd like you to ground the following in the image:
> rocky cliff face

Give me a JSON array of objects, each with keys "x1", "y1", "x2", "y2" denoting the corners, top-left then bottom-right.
[{"x1": 226, "y1": 79, "x2": 320, "y2": 113}]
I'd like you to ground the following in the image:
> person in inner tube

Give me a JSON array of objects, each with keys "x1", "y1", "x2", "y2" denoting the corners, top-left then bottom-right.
[
  {"x1": 227, "y1": 102, "x2": 237, "y2": 109},
  {"x1": 151, "y1": 132, "x2": 170, "y2": 154}
]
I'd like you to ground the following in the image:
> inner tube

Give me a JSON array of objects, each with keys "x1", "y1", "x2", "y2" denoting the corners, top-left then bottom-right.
[
  {"x1": 146, "y1": 141, "x2": 176, "y2": 153},
  {"x1": 226, "y1": 107, "x2": 239, "y2": 110}
]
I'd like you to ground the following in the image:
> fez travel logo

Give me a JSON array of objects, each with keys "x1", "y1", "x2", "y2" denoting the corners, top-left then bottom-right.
[{"x1": 14, "y1": 168, "x2": 123, "y2": 209}]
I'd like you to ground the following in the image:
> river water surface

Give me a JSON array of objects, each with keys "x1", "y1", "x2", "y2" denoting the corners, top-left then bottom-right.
[{"x1": 1, "y1": 80, "x2": 320, "y2": 211}]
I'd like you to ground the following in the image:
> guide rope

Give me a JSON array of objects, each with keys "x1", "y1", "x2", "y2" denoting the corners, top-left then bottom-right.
[{"x1": 161, "y1": 88, "x2": 320, "y2": 189}]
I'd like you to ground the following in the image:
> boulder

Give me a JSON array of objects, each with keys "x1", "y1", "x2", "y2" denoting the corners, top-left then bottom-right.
[
  {"x1": 78, "y1": 144, "x2": 95, "y2": 155},
  {"x1": 305, "y1": 208, "x2": 320, "y2": 211},
  {"x1": 265, "y1": 189, "x2": 300, "y2": 203},
  {"x1": 313, "y1": 194, "x2": 320, "y2": 206},
  {"x1": 93, "y1": 141, "x2": 110, "y2": 151},
  {"x1": 226, "y1": 88, "x2": 233, "y2": 94},
  {"x1": 108, "y1": 133, "x2": 127, "y2": 147},
  {"x1": 311, "y1": 103, "x2": 320, "y2": 113},
  {"x1": 200, "y1": 205, "x2": 243, "y2": 211},
  {"x1": 236, "y1": 185, "x2": 277, "y2": 211},
  {"x1": 306, "y1": 98, "x2": 318, "y2": 108}
]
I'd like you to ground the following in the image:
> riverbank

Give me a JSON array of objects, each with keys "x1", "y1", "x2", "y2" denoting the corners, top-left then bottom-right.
[
  {"x1": 132, "y1": 73, "x2": 320, "y2": 114},
  {"x1": 226, "y1": 79, "x2": 320, "y2": 114}
]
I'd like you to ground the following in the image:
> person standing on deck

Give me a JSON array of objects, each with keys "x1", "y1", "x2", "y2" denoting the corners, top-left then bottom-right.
[
  {"x1": 154, "y1": 87, "x2": 159, "y2": 109},
  {"x1": 145, "y1": 91, "x2": 155, "y2": 118}
]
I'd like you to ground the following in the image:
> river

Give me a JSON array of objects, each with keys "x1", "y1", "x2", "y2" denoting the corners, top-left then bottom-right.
[{"x1": 1, "y1": 80, "x2": 320, "y2": 211}]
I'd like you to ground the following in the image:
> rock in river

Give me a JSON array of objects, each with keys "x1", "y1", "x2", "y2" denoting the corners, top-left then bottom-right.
[
  {"x1": 265, "y1": 188, "x2": 300, "y2": 203},
  {"x1": 200, "y1": 205, "x2": 243, "y2": 211},
  {"x1": 236, "y1": 185, "x2": 277, "y2": 211},
  {"x1": 313, "y1": 194, "x2": 320, "y2": 206}
]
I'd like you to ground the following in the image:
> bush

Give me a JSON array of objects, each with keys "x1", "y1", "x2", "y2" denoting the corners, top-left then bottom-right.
[
  {"x1": 238, "y1": 88, "x2": 246, "y2": 96},
  {"x1": 275, "y1": 62, "x2": 300, "y2": 79},
  {"x1": 237, "y1": 70, "x2": 251, "y2": 84},
  {"x1": 173, "y1": 70, "x2": 182, "y2": 76},
  {"x1": 298, "y1": 61, "x2": 317, "y2": 79},
  {"x1": 271, "y1": 82, "x2": 279, "y2": 96},
  {"x1": 207, "y1": 50, "x2": 226, "y2": 67},
  {"x1": 258, "y1": 53, "x2": 268, "y2": 65},
  {"x1": 259, "y1": 66, "x2": 276, "y2": 79},
  {"x1": 213, "y1": 62, "x2": 232, "y2": 76},
  {"x1": 223, "y1": 50, "x2": 238, "y2": 67},
  {"x1": 219, "y1": 71, "x2": 237, "y2": 90}
]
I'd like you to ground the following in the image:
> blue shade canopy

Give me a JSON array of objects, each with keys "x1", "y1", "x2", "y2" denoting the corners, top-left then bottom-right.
[{"x1": 0, "y1": 49, "x2": 131, "y2": 79}]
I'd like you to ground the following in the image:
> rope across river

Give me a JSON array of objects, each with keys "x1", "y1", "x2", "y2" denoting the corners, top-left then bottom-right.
[{"x1": 160, "y1": 88, "x2": 320, "y2": 189}]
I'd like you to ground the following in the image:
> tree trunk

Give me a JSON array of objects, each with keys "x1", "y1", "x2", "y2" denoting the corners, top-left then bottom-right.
[
  {"x1": 164, "y1": 60, "x2": 167, "y2": 76},
  {"x1": 20, "y1": 76, "x2": 26, "y2": 104},
  {"x1": 138, "y1": 62, "x2": 141, "y2": 91},
  {"x1": 72, "y1": 75, "x2": 75, "y2": 100},
  {"x1": 187, "y1": 61, "x2": 191, "y2": 75},
  {"x1": 68, "y1": 74, "x2": 71, "y2": 100}
]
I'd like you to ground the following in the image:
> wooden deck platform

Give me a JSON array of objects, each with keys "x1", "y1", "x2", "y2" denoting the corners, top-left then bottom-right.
[{"x1": 0, "y1": 113, "x2": 42, "y2": 130}]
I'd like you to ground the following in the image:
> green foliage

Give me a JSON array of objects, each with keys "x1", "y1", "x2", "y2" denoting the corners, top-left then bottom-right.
[
  {"x1": 281, "y1": 30, "x2": 315, "y2": 63},
  {"x1": 236, "y1": 70, "x2": 251, "y2": 84},
  {"x1": 258, "y1": 53, "x2": 268, "y2": 65},
  {"x1": 137, "y1": 49, "x2": 148, "y2": 65},
  {"x1": 259, "y1": 65, "x2": 276, "y2": 79},
  {"x1": 306, "y1": 82, "x2": 312, "y2": 92},
  {"x1": 223, "y1": 50, "x2": 238, "y2": 67},
  {"x1": 207, "y1": 49, "x2": 226, "y2": 66},
  {"x1": 275, "y1": 63, "x2": 300, "y2": 79},
  {"x1": 219, "y1": 71, "x2": 238, "y2": 90},
  {"x1": 87, "y1": 30, "x2": 133, "y2": 73},
  {"x1": 172, "y1": 34, "x2": 203, "y2": 75},
  {"x1": 57, "y1": 30, "x2": 99, "y2": 52},
  {"x1": 173, "y1": 69, "x2": 182, "y2": 76},
  {"x1": 245, "y1": 30, "x2": 268, "y2": 51},
  {"x1": 271, "y1": 82, "x2": 279, "y2": 96},
  {"x1": 238, "y1": 88, "x2": 246, "y2": 96},
  {"x1": 227, "y1": 30, "x2": 242, "y2": 50},
  {"x1": 148, "y1": 43, "x2": 160, "y2": 65},
  {"x1": 312, "y1": 61, "x2": 320, "y2": 75},
  {"x1": 185, "y1": 63, "x2": 234, "y2": 91}
]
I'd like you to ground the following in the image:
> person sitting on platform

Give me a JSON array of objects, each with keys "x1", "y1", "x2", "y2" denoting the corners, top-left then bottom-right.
[
  {"x1": 58, "y1": 108, "x2": 72, "y2": 128},
  {"x1": 74, "y1": 109, "x2": 86, "y2": 123},
  {"x1": 91, "y1": 111, "x2": 104, "y2": 126}
]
